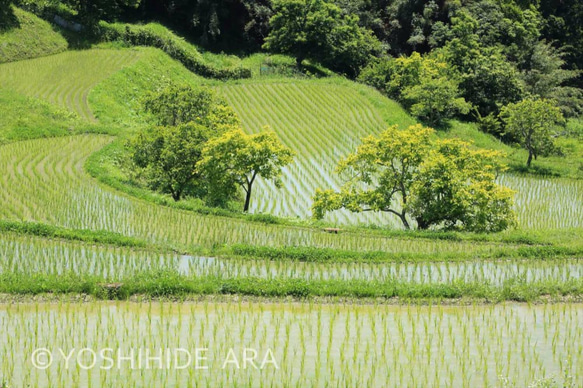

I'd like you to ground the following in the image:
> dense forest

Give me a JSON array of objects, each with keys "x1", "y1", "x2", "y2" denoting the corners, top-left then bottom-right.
[{"x1": 7, "y1": 1, "x2": 583, "y2": 74}]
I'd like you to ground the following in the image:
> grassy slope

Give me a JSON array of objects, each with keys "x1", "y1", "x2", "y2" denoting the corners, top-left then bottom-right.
[
  {"x1": 0, "y1": 7, "x2": 67, "y2": 63},
  {"x1": 444, "y1": 120, "x2": 583, "y2": 179},
  {"x1": 0, "y1": 89, "x2": 100, "y2": 143},
  {"x1": 0, "y1": 36, "x2": 580, "y2": 231},
  {"x1": 0, "y1": 47, "x2": 141, "y2": 121},
  {"x1": 89, "y1": 47, "x2": 204, "y2": 128}
]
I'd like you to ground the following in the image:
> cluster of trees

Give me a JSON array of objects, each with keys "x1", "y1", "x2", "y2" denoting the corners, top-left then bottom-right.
[
  {"x1": 0, "y1": 0, "x2": 16, "y2": 29},
  {"x1": 262, "y1": 0, "x2": 382, "y2": 77},
  {"x1": 312, "y1": 125, "x2": 517, "y2": 232},
  {"x1": 354, "y1": 2, "x2": 577, "y2": 167},
  {"x1": 128, "y1": 84, "x2": 294, "y2": 211},
  {"x1": 47, "y1": 0, "x2": 581, "y2": 79},
  {"x1": 358, "y1": 52, "x2": 471, "y2": 126}
]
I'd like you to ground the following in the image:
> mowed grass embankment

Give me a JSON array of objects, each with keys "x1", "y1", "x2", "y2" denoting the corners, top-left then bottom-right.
[
  {"x1": 88, "y1": 47, "x2": 204, "y2": 128},
  {"x1": 0, "y1": 7, "x2": 68, "y2": 63},
  {"x1": 0, "y1": 48, "x2": 141, "y2": 121}
]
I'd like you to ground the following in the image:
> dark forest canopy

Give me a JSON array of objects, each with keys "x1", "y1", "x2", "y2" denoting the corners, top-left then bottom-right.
[
  {"x1": 10, "y1": 0, "x2": 582, "y2": 77},
  {"x1": 123, "y1": 1, "x2": 581, "y2": 77}
]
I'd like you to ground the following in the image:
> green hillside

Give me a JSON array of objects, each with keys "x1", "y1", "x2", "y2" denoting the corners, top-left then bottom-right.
[
  {"x1": 0, "y1": 7, "x2": 67, "y2": 63},
  {"x1": 0, "y1": 89, "x2": 95, "y2": 143},
  {"x1": 0, "y1": 48, "x2": 141, "y2": 121},
  {"x1": 1, "y1": 40, "x2": 580, "y2": 230}
]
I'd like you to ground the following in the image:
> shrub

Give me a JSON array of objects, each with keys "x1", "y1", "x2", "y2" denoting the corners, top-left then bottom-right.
[{"x1": 99, "y1": 22, "x2": 252, "y2": 80}]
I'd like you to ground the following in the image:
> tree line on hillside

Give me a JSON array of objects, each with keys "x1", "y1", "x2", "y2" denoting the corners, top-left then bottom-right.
[{"x1": 8, "y1": 0, "x2": 583, "y2": 81}]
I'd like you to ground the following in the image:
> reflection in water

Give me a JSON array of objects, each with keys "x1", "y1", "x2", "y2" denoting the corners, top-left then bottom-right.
[
  {"x1": 177, "y1": 255, "x2": 581, "y2": 285},
  {"x1": 0, "y1": 301, "x2": 581, "y2": 386}
]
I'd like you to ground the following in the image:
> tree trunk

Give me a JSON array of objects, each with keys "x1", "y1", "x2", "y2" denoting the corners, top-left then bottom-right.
[
  {"x1": 296, "y1": 56, "x2": 303, "y2": 69},
  {"x1": 243, "y1": 184, "x2": 253, "y2": 212},
  {"x1": 400, "y1": 214, "x2": 411, "y2": 230},
  {"x1": 527, "y1": 150, "x2": 533, "y2": 167}
]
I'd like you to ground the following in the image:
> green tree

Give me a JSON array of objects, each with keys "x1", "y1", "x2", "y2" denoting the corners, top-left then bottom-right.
[
  {"x1": 263, "y1": 0, "x2": 381, "y2": 76},
  {"x1": 409, "y1": 138, "x2": 516, "y2": 232},
  {"x1": 143, "y1": 84, "x2": 240, "y2": 131},
  {"x1": 127, "y1": 83, "x2": 240, "y2": 203},
  {"x1": 500, "y1": 98, "x2": 565, "y2": 167},
  {"x1": 198, "y1": 128, "x2": 295, "y2": 212},
  {"x1": 521, "y1": 41, "x2": 582, "y2": 117},
  {"x1": 439, "y1": 11, "x2": 524, "y2": 117},
  {"x1": 358, "y1": 52, "x2": 471, "y2": 125},
  {"x1": 312, "y1": 125, "x2": 516, "y2": 232},
  {"x1": 400, "y1": 54, "x2": 471, "y2": 126},
  {"x1": 128, "y1": 123, "x2": 211, "y2": 201},
  {"x1": 536, "y1": 0, "x2": 583, "y2": 82},
  {"x1": 65, "y1": 0, "x2": 141, "y2": 26},
  {"x1": 404, "y1": 76, "x2": 471, "y2": 126},
  {"x1": 0, "y1": 0, "x2": 15, "y2": 30}
]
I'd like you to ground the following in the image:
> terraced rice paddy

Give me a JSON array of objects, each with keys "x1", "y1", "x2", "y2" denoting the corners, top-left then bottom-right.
[
  {"x1": 0, "y1": 301, "x2": 581, "y2": 387},
  {"x1": 1, "y1": 53, "x2": 578, "y2": 230},
  {"x1": 0, "y1": 135, "x2": 514, "y2": 254},
  {"x1": 219, "y1": 82, "x2": 583, "y2": 230},
  {"x1": 498, "y1": 175, "x2": 583, "y2": 230},
  {"x1": 0, "y1": 29, "x2": 581, "y2": 388},
  {"x1": 1, "y1": 233, "x2": 582, "y2": 286},
  {"x1": 218, "y1": 81, "x2": 400, "y2": 226},
  {"x1": 0, "y1": 49, "x2": 141, "y2": 121}
]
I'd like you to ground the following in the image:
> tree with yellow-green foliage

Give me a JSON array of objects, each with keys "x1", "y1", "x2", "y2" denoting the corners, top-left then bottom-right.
[
  {"x1": 198, "y1": 128, "x2": 295, "y2": 212},
  {"x1": 312, "y1": 125, "x2": 516, "y2": 232},
  {"x1": 358, "y1": 52, "x2": 471, "y2": 126}
]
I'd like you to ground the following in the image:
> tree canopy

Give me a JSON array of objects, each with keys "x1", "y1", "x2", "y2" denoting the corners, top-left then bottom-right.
[
  {"x1": 198, "y1": 128, "x2": 295, "y2": 212},
  {"x1": 128, "y1": 122, "x2": 211, "y2": 201},
  {"x1": 359, "y1": 52, "x2": 471, "y2": 126},
  {"x1": 500, "y1": 98, "x2": 565, "y2": 167},
  {"x1": 312, "y1": 125, "x2": 516, "y2": 232},
  {"x1": 127, "y1": 84, "x2": 240, "y2": 203},
  {"x1": 142, "y1": 84, "x2": 240, "y2": 130},
  {"x1": 263, "y1": 0, "x2": 381, "y2": 76}
]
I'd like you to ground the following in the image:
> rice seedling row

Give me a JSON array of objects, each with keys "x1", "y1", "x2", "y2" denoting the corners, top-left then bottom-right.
[
  {"x1": 218, "y1": 82, "x2": 583, "y2": 230},
  {"x1": 0, "y1": 301, "x2": 580, "y2": 387},
  {"x1": 0, "y1": 49, "x2": 141, "y2": 121},
  {"x1": 1, "y1": 233, "x2": 581, "y2": 287},
  {"x1": 0, "y1": 135, "x2": 514, "y2": 255}
]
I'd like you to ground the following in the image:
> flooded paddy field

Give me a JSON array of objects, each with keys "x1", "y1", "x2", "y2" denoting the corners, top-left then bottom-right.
[{"x1": 0, "y1": 301, "x2": 581, "y2": 387}]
